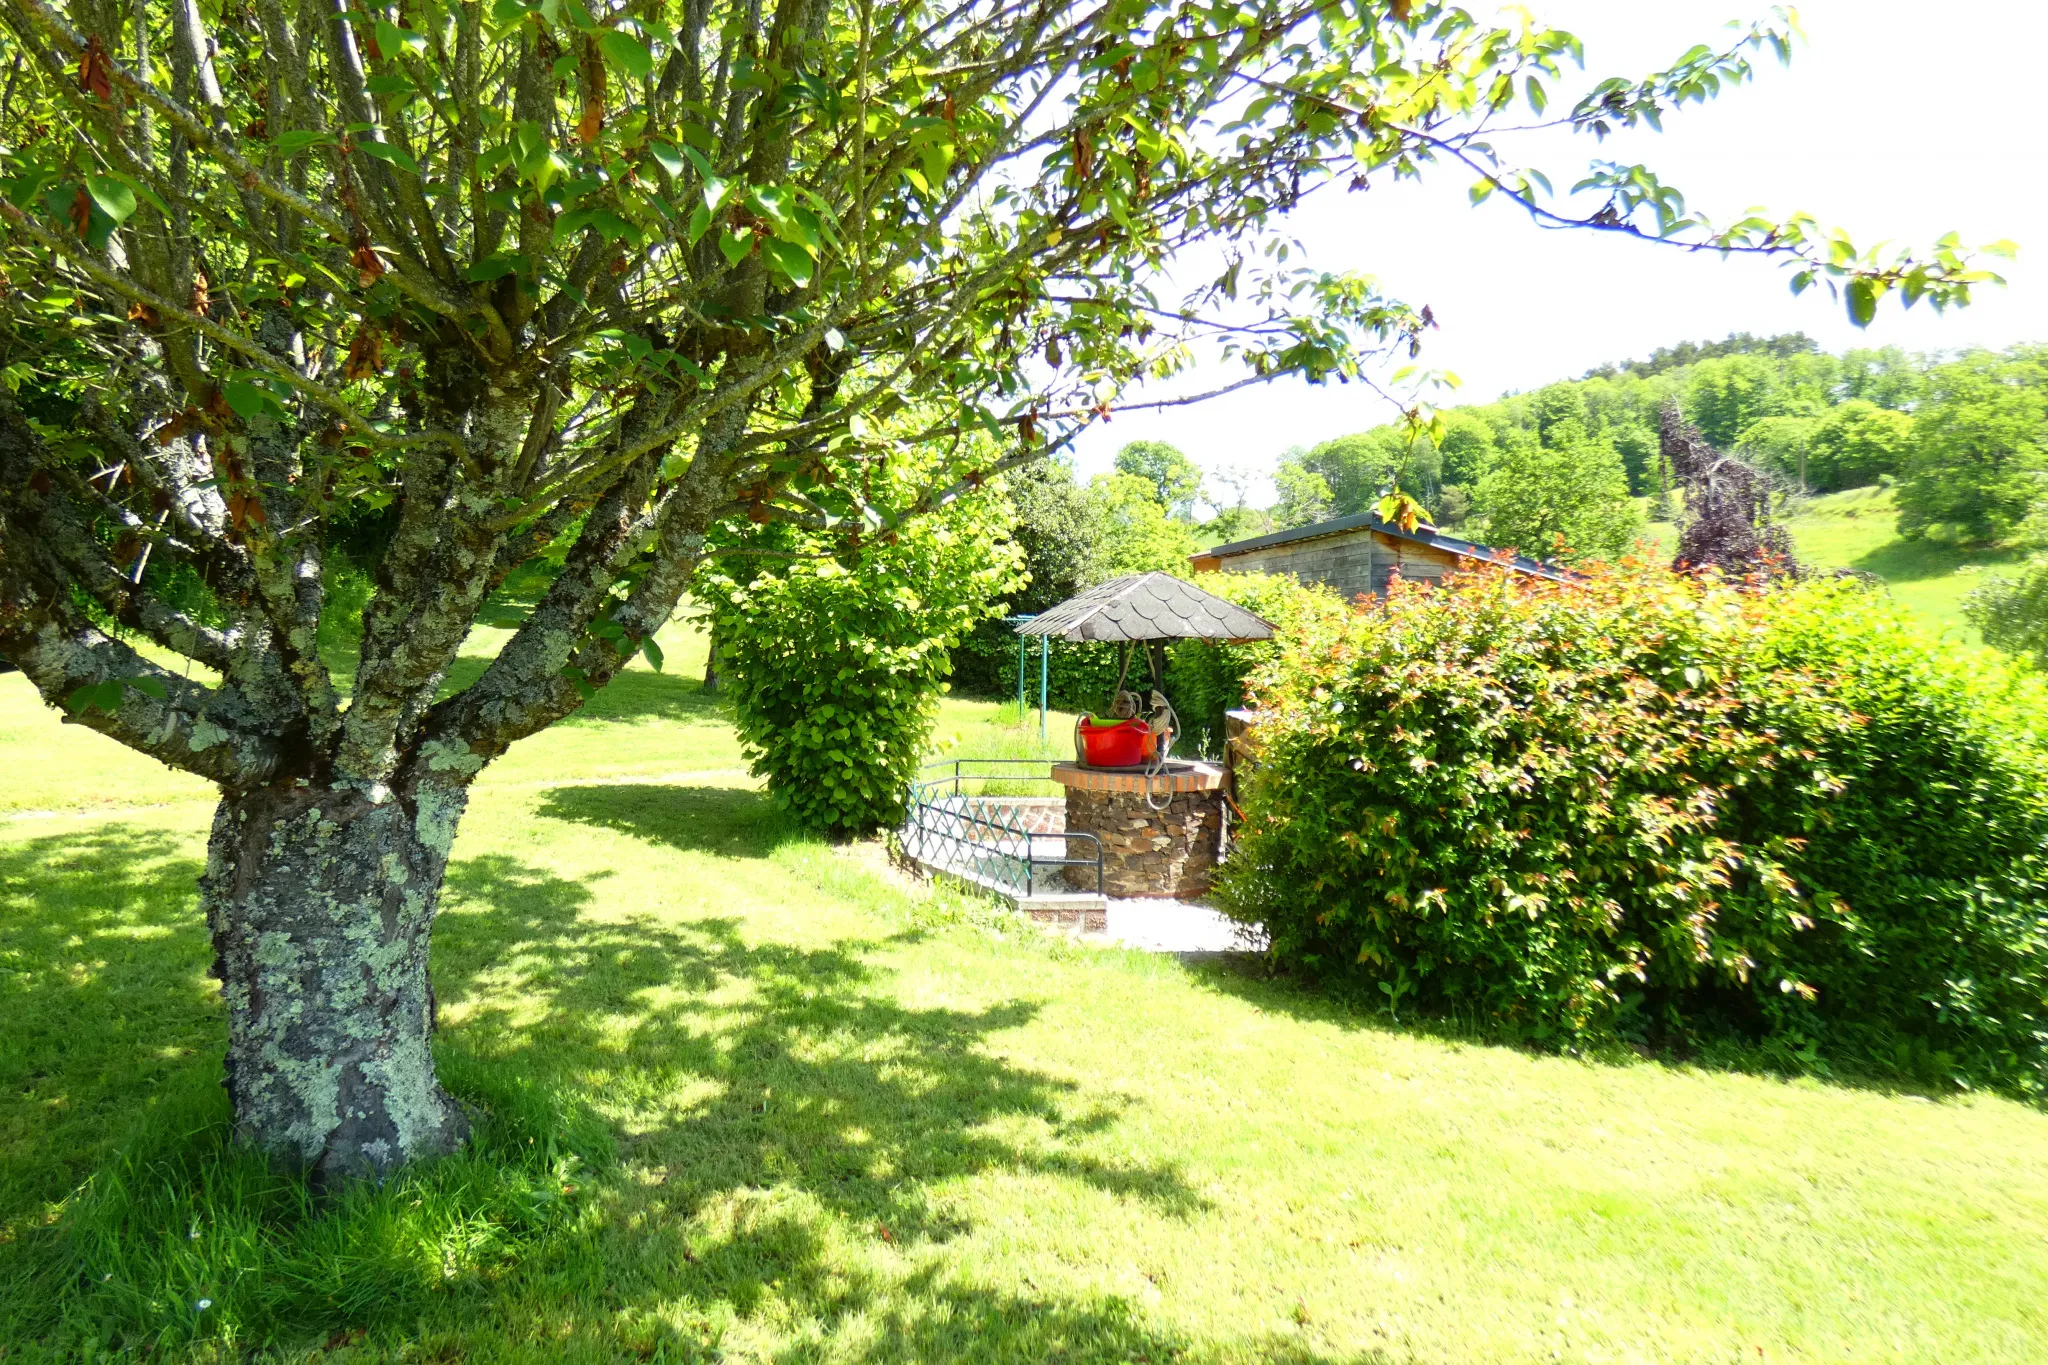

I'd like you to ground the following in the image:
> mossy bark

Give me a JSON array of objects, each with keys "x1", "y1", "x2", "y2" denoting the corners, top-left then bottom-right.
[{"x1": 200, "y1": 780, "x2": 471, "y2": 1184}]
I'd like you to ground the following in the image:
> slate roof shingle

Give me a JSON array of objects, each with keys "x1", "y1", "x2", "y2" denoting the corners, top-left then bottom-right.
[{"x1": 1015, "y1": 572, "x2": 1277, "y2": 643}]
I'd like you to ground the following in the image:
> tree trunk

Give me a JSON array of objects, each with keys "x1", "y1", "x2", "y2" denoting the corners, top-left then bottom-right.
[{"x1": 200, "y1": 779, "x2": 471, "y2": 1184}]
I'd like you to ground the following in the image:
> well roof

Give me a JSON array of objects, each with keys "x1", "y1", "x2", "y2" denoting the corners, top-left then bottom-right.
[{"x1": 1016, "y1": 572, "x2": 1277, "y2": 643}]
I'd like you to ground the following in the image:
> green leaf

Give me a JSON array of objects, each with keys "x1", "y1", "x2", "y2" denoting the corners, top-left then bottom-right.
[
  {"x1": 374, "y1": 20, "x2": 427, "y2": 56},
  {"x1": 702, "y1": 175, "x2": 732, "y2": 214},
  {"x1": 464, "y1": 252, "x2": 526, "y2": 282},
  {"x1": 129, "y1": 676, "x2": 168, "y2": 700},
  {"x1": 649, "y1": 141, "x2": 685, "y2": 178},
  {"x1": 599, "y1": 30, "x2": 655, "y2": 79},
  {"x1": 222, "y1": 380, "x2": 288, "y2": 421},
  {"x1": 355, "y1": 139, "x2": 420, "y2": 175},
  {"x1": 718, "y1": 229, "x2": 753, "y2": 266},
  {"x1": 65, "y1": 682, "x2": 118, "y2": 714},
  {"x1": 274, "y1": 129, "x2": 333, "y2": 157},
  {"x1": 1845, "y1": 277, "x2": 1879, "y2": 328},
  {"x1": 641, "y1": 634, "x2": 664, "y2": 671},
  {"x1": 762, "y1": 238, "x2": 814, "y2": 287},
  {"x1": 1468, "y1": 179, "x2": 1494, "y2": 206},
  {"x1": 84, "y1": 176, "x2": 136, "y2": 224}
]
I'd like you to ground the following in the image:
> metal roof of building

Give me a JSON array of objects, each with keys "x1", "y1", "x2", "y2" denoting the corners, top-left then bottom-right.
[
  {"x1": 1016, "y1": 572, "x2": 1277, "y2": 643},
  {"x1": 1198, "y1": 513, "x2": 1568, "y2": 582}
]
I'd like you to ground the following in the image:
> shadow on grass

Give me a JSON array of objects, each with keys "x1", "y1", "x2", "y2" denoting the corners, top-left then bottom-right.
[
  {"x1": 1850, "y1": 536, "x2": 2027, "y2": 583},
  {"x1": 0, "y1": 827, "x2": 218, "y2": 1227},
  {"x1": 0, "y1": 820, "x2": 1316, "y2": 1362},
  {"x1": 535, "y1": 783, "x2": 795, "y2": 859},
  {"x1": 433, "y1": 850, "x2": 1208, "y2": 1234}
]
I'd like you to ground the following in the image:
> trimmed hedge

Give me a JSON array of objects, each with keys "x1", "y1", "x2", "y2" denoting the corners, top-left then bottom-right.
[
  {"x1": 950, "y1": 618, "x2": 1124, "y2": 715},
  {"x1": 699, "y1": 504, "x2": 1022, "y2": 838},
  {"x1": 1217, "y1": 562, "x2": 2048, "y2": 1095}
]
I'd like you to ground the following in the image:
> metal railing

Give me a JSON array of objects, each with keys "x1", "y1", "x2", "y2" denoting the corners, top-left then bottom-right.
[{"x1": 902, "y1": 759, "x2": 1103, "y2": 899}]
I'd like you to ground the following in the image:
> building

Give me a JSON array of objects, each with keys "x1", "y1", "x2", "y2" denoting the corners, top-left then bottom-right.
[{"x1": 1188, "y1": 513, "x2": 1564, "y2": 601}]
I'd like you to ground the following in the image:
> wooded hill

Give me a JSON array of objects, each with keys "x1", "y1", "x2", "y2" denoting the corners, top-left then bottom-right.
[{"x1": 1271, "y1": 334, "x2": 2048, "y2": 553}]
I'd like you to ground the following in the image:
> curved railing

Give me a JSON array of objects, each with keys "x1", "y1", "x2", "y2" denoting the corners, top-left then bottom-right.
[{"x1": 902, "y1": 759, "x2": 1103, "y2": 899}]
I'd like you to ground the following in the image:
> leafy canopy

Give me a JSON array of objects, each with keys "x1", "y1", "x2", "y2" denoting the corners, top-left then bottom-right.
[
  {"x1": 1113, "y1": 439, "x2": 1201, "y2": 521},
  {"x1": 1895, "y1": 347, "x2": 2048, "y2": 545},
  {"x1": 1471, "y1": 422, "x2": 1640, "y2": 562},
  {"x1": 0, "y1": 0, "x2": 2002, "y2": 798}
]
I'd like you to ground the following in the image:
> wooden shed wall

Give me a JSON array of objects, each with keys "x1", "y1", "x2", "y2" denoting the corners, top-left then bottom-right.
[{"x1": 1208, "y1": 527, "x2": 1463, "y2": 601}]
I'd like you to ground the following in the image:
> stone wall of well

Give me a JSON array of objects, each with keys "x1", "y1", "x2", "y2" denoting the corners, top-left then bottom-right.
[{"x1": 1064, "y1": 786, "x2": 1222, "y2": 899}]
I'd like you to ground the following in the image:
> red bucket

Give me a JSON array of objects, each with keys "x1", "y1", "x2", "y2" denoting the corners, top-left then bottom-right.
[{"x1": 1077, "y1": 717, "x2": 1152, "y2": 767}]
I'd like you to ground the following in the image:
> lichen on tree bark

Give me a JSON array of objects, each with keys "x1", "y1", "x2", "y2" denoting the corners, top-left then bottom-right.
[{"x1": 202, "y1": 779, "x2": 472, "y2": 1182}]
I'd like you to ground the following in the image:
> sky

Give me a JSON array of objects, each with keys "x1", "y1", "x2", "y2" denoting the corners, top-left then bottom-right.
[{"x1": 1067, "y1": 0, "x2": 2047, "y2": 507}]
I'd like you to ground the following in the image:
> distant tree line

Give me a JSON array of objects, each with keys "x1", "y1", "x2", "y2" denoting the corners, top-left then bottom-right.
[{"x1": 1266, "y1": 334, "x2": 2048, "y2": 557}]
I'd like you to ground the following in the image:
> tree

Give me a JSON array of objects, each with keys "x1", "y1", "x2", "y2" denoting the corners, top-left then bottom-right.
[
  {"x1": 1271, "y1": 458, "x2": 1335, "y2": 530},
  {"x1": 1896, "y1": 348, "x2": 2048, "y2": 543},
  {"x1": 1528, "y1": 382, "x2": 1588, "y2": 445},
  {"x1": 1434, "y1": 409, "x2": 1498, "y2": 491},
  {"x1": 702, "y1": 477, "x2": 1022, "y2": 836},
  {"x1": 1966, "y1": 556, "x2": 2048, "y2": 670},
  {"x1": 1113, "y1": 439, "x2": 1200, "y2": 521},
  {"x1": 1197, "y1": 462, "x2": 1272, "y2": 543},
  {"x1": 1471, "y1": 425, "x2": 1641, "y2": 562},
  {"x1": 1088, "y1": 471, "x2": 1198, "y2": 574},
  {"x1": 1582, "y1": 330, "x2": 1820, "y2": 381},
  {"x1": 0, "y1": 0, "x2": 1992, "y2": 1180},
  {"x1": 1289, "y1": 427, "x2": 1439, "y2": 516},
  {"x1": 1736, "y1": 414, "x2": 1820, "y2": 491},
  {"x1": 1685, "y1": 353, "x2": 1787, "y2": 448},
  {"x1": 1003, "y1": 455, "x2": 1107, "y2": 612},
  {"x1": 1837, "y1": 346, "x2": 1926, "y2": 410},
  {"x1": 1663, "y1": 403, "x2": 1797, "y2": 575},
  {"x1": 1805, "y1": 399, "x2": 1914, "y2": 491},
  {"x1": 1610, "y1": 422, "x2": 1658, "y2": 496}
]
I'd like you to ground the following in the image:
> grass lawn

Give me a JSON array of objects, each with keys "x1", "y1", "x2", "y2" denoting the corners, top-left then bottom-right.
[{"x1": 4, "y1": 612, "x2": 2048, "y2": 1363}]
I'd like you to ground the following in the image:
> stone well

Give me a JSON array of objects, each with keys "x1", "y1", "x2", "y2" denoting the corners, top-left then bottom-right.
[{"x1": 1050, "y1": 761, "x2": 1226, "y2": 899}]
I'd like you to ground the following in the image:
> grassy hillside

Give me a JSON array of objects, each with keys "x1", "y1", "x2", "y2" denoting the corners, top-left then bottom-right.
[
  {"x1": 1633, "y1": 485, "x2": 2024, "y2": 646},
  {"x1": 4, "y1": 615, "x2": 2047, "y2": 1362}
]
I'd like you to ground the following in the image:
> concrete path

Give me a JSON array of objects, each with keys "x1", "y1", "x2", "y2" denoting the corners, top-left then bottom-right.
[{"x1": 1093, "y1": 898, "x2": 1267, "y2": 954}]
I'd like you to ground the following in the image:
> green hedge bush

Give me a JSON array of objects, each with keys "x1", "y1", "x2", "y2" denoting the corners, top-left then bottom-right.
[
  {"x1": 1216, "y1": 562, "x2": 2048, "y2": 1095},
  {"x1": 699, "y1": 497, "x2": 1022, "y2": 838},
  {"x1": 949, "y1": 619, "x2": 1124, "y2": 715}
]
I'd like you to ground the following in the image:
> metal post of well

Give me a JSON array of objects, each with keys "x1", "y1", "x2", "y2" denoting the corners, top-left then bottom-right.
[
  {"x1": 1004, "y1": 614, "x2": 1037, "y2": 731},
  {"x1": 1039, "y1": 633, "x2": 1049, "y2": 746}
]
